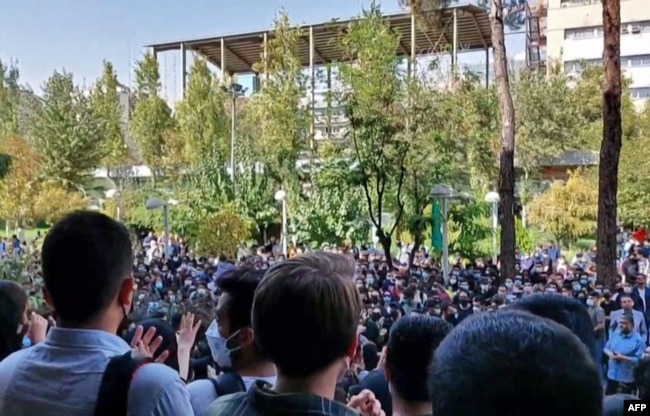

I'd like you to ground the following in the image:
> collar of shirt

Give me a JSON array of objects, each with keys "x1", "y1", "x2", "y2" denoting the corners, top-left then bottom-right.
[
  {"x1": 45, "y1": 327, "x2": 130, "y2": 354},
  {"x1": 248, "y1": 380, "x2": 360, "y2": 416}
]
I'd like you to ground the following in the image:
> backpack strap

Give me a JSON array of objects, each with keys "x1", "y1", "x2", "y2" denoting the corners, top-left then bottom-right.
[
  {"x1": 93, "y1": 351, "x2": 154, "y2": 416},
  {"x1": 210, "y1": 371, "x2": 247, "y2": 397}
]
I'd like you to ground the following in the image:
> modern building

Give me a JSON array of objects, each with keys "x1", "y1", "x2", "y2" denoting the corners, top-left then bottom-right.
[{"x1": 546, "y1": 0, "x2": 650, "y2": 108}]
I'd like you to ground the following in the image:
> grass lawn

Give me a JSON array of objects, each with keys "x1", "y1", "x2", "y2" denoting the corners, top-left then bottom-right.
[{"x1": 0, "y1": 227, "x2": 49, "y2": 242}]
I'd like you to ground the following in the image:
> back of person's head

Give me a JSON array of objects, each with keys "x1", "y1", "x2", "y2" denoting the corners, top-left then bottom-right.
[
  {"x1": 0, "y1": 280, "x2": 28, "y2": 361},
  {"x1": 430, "y1": 310, "x2": 602, "y2": 416},
  {"x1": 386, "y1": 315, "x2": 451, "y2": 404},
  {"x1": 209, "y1": 267, "x2": 266, "y2": 369},
  {"x1": 252, "y1": 251, "x2": 361, "y2": 378},
  {"x1": 42, "y1": 211, "x2": 133, "y2": 327},
  {"x1": 362, "y1": 342, "x2": 379, "y2": 372},
  {"x1": 509, "y1": 293, "x2": 596, "y2": 362},
  {"x1": 124, "y1": 318, "x2": 178, "y2": 370}
]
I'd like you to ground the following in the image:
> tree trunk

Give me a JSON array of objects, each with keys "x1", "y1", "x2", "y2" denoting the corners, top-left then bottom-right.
[
  {"x1": 597, "y1": 0, "x2": 622, "y2": 289},
  {"x1": 491, "y1": 0, "x2": 517, "y2": 280},
  {"x1": 379, "y1": 233, "x2": 394, "y2": 270}
]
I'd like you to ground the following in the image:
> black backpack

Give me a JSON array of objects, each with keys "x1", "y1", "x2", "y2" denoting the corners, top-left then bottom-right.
[
  {"x1": 210, "y1": 371, "x2": 247, "y2": 397},
  {"x1": 93, "y1": 351, "x2": 154, "y2": 416}
]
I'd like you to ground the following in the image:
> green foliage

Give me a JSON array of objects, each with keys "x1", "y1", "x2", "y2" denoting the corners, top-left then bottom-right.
[
  {"x1": 448, "y1": 199, "x2": 491, "y2": 259},
  {"x1": 528, "y1": 170, "x2": 598, "y2": 246},
  {"x1": 515, "y1": 217, "x2": 534, "y2": 253},
  {"x1": 249, "y1": 11, "x2": 309, "y2": 182},
  {"x1": 130, "y1": 53, "x2": 174, "y2": 179},
  {"x1": 0, "y1": 257, "x2": 28, "y2": 283},
  {"x1": 0, "y1": 59, "x2": 21, "y2": 139},
  {"x1": 30, "y1": 71, "x2": 104, "y2": 188},
  {"x1": 337, "y1": 2, "x2": 408, "y2": 264},
  {"x1": 175, "y1": 59, "x2": 230, "y2": 166},
  {"x1": 91, "y1": 60, "x2": 127, "y2": 169},
  {"x1": 514, "y1": 70, "x2": 583, "y2": 173},
  {"x1": 618, "y1": 103, "x2": 650, "y2": 224}
]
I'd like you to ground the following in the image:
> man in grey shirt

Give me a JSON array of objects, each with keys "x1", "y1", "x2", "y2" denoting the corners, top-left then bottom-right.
[{"x1": 0, "y1": 211, "x2": 194, "y2": 416}]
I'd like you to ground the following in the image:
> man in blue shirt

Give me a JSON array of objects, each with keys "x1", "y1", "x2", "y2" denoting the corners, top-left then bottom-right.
[
  {"x1": 0, "y1": 211, "x2": 194, "y2": 416},
  {"x1": 604, "y1": 313, "x2": 645, "y2": 395}
]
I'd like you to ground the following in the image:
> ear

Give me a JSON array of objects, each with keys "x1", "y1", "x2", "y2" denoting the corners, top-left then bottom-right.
[
  {"x1": 43, "y1": 287, "x2": 54, "y2": 310},
  {"x1": 118, "y1": 276, "x2": 136, "y2": 306},
  {"x1": 238, "y1": 327, "x2": 255, "y2": 347},
  {"x1": 346, "y1": 336, "x2": 359, "y2": 360}
]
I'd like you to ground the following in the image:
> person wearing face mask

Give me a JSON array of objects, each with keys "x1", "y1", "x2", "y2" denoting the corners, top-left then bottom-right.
[
  {"x1": 455, "y1": 290, "x2": 474, "y2": 323},
  {"x1": 604, "y1": 314, "x2": 645, "y2": 395},
  {"x1": 190, "y1": 268, "x2": 276, "y2": 416},
  {"x1": 586, "y1": 292, "x2": 606, "y2": 380}
]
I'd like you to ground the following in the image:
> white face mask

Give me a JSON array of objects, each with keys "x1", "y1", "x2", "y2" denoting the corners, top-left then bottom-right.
[
  {"x1": 205, "y1": 320, "x2": 242, "y2": 369},
  {"x1": 586, "y1": 299, "x2": 595, "y2": 307}
]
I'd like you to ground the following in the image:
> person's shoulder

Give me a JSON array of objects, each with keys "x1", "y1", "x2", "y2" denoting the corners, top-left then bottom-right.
[
  {"x1": 206, "y1": 391, "x2": 250, "y2": 416},
  {"x1": 0, "y1": 345, "x2": 33, "y2": 374},
  {"x1": 131, "y1": 361, "x2": 186, "y2": 391}
]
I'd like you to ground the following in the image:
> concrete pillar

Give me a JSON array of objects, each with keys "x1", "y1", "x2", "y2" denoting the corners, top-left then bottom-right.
[
  {"x1": 220, "y1": 38, "x2": 226, "y2": 82},
  {"x1": 180, "y1": 43, "x2": 187, "y2": 96}
]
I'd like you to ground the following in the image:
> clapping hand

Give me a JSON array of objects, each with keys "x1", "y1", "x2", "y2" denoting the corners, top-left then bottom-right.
[{"x1": 130, "y1": 325, "x2": 169, "y2": 362}]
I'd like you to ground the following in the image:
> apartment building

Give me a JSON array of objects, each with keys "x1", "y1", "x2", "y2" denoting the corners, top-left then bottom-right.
[{"x1": 546, "y1": 0, "x2": 650, "y2": 108}]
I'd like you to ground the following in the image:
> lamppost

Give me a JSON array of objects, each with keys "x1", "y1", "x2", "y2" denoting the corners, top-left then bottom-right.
[
  {"x1": 485, "y1": 191, "x2": 500, "y2": 265},
  {"x1": 145, "y1": 197, "x2": 179, "y2": 259},
  {"x1": 431, "y1": 184, "x2": 456, "y2": 282},
  {"x1": 222, "y1": 82, "x2": 247, "y2": 191},
  {"x1": 105, "y1": 189, "x2": 121, "y2": 221},
  {"x1": 274, "y1": 189, "x2": 287, "y2": 257}
]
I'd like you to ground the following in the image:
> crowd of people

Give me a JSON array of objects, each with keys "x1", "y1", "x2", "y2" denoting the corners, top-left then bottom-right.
[{"x1": 0, "y1": 210, "x2": 649, "y2": 416}]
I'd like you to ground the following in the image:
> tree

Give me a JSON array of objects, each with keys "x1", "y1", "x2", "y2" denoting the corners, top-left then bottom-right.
[
  {"x1": 33, "y1": 184, "x2": 87, "y2": 225},
  {"x1": 30, "y1": 70, "x2": 103, "y2": 188},
  {"x1": 91, "y1": 60, "x2": 127, "y2": 172},
  {"x1": 175, "y1": 59, "x2": 230, "y2": 167},
  {"x1": 491, "y1": 0, "x2": 517, "y2": 279},
  {"x1": 191, "y1": 203, "x2": 252, "y2": 258},
  {"x1": 338, "y1": 3, "x2": 410, "y2": 269},
  {"x1": 0, "y1": 60, "x2": 21, "y2": 139},
  {"x1": 0, "y1": 135, "x2": 41, "y2": 226},
  {"x1": 130, "y1": 53, "x2": 174, "y2": 182},
  {"x1": 619, "y1": 104, "x2": 650, "y2": 224},
  {"x1": 249, "y1": 11, "x2": 309, "y2": 183},
  {"x1": 528, "y1": 170, "x2": 598, "y2": 247},
  {"x1": 597, "y1": 0, "x2": 622, "y2": 287}
]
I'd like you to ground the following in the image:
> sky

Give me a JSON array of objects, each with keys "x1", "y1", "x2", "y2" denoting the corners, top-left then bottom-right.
[{"x1": 1, "y1": 0, "x2": 524, "y2": 99}]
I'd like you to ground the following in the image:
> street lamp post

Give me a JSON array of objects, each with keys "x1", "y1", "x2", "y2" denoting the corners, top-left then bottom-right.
[
  {"x1": 222, "y1": 82, "x2": 247, "y2": 192},
  {"x1": 274, "y1": 189, "x2": 287, "y2": 257},
  {"x1": 145, "y1": 197, "x2": 179, "y2": 259},
  {"x1": 485, "y1": 191, "x2": 500, "y2": 265},
  {"x1": 431, "y1": 184, "x2": 456, "y2": 282},
  {"x1": 105, "y1": 189, "x2": 121, "y2": 221}
]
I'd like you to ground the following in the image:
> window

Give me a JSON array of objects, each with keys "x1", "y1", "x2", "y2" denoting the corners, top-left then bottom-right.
[
  {"x1": 564, "y1": 59, "x2": 601, "y2": 73},
  {"x1": 565, "y1": 27, "x2": 603, "y2": 40},
  {"x1": 622, "y1": 21, "x2": 650, "y2": 34},
  {"x1": 631, "y1": 87, "x2": 650, "y2": 99},
  {"x1": 626, "y1": 55, "x2": 650, "y2": 67}
]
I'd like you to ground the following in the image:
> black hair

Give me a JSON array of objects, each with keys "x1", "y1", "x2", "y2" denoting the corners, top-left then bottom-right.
[
  {"x1": 362, "y1": 342, "x2": 379, "y2": 371},
  {"x1": 387, "y1": 315, "x2": 452, "y2": 403},
  {"x1": 508, "y1": 293, "x2": 596, "y2": 363},
  {"x1": 216, "y1": 267, "x2": 265, "y2": 331},
  {"x1": 0, "y1": 280, "x2": 27, "y2": 361},
  {"x1": 430, "y1": 310, "x2": 602, "y2": 416},
  {"x1": 42, "y1": 211, "x2": 133, "y2": 325}
]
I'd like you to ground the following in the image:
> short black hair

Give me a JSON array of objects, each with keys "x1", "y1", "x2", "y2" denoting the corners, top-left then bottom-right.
[
  {"x1": 216, "y1": 267, "x2": 265, "y2": 330},
  {"x1": 42, "y1": 211, "x2": 133, "y2": 325},
  {"x1": 430, "y1": 310, "x2": 601, "y2": 416},
  {"x1": 387, "y1": 315, "x2": 451, "y2": 403},
  {"x1": 509, "y1": 293, "x2": 596, "y2": 363}
]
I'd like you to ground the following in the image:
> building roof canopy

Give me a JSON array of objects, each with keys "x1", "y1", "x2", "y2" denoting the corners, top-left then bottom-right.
[{"x1": 147, "y1": 7, "x2": 492, "y2": 74}]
